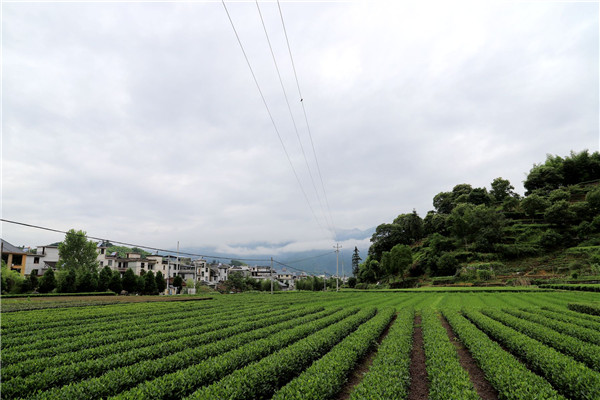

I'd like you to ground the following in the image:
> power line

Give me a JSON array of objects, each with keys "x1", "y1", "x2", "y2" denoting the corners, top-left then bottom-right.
[
  {"x1": 221, "y1": 0, "x2": 328, "y2": 236},
  {"x1": 0, "y1": 218, "x2": 272, "y2": 263},
  {"x1": 254, "y1": 0, "x2": 332, "y2": 235},
  {"x1": 276, "y1": 0, "x2": 338, "y2": 240},
  {"x1": 282, "y1": 250, "x2": 336, "y2": 264}
]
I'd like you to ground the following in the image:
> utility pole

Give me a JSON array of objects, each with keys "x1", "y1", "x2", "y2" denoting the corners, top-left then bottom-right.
[
  {"x1": 334, "y1": 243, "x2": 342, "y2": 292},
  {"x1": 323, "y1": 274, "x2": 326, "y2": 291},
  {"x1": 270, "y1": 257, "x2": 274, "y2": 295}
]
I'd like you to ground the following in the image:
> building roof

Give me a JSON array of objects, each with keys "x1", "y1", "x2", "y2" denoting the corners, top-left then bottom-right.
[{"x1": 1, "y1": 239, "x2": 27, "y2": 254}]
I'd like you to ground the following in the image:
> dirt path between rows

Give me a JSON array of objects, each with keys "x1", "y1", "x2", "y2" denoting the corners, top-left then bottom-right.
[
  {"x1": 440, "y1": 315, "x2": 498, "y2": 400},
  {"x1": 335, "y1": 314, "x2": 398, "y2": 400},
  {"x1": 407, "y1": 314, "x2": 428, "y2": 400}
]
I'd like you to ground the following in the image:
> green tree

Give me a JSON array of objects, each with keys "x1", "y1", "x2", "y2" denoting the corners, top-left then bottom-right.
[
  {"x1": 383, "y1": 244, "x2": 412, "y2": 277},
  {"x1": 586, "y1": 187, "x2": 600, "y2": 214},
  {"x1": 108, "y1": 270, "x2": 122, "y2": 293},
  {"x1": 544, "y1": 200, "x2": 575, "y2": 226},
  {"x1": 38, "y1": 268, "x2": 57, "y2": 293},
  {"x1": 433, "y1": 191, "x2": 454, "y2": 214},
  {"x1": 520, "y1": 194, "x2": 549, "y2": 221},
  {"x1": 155, "y1": 271, "x2": 167, "y2": 293},
  {"x1": 56, "y1": 269, "x2": 77, "y2": 293},
  {"x1": 57, "y1": 229, "x2": 99, "y2": 273},
  {"x1": 351, "y1": 247, "x2": 361, "y2": 276},
  {"x1": 121, "y1": 268, "x2": 137, "y2": 293},
  {"x1": 75, "y1": 269, "x2": 98, "y2": 292},
  {"x1": 29, "y1": 271, "x2": 39, "y2": 292},
  {"x1": 98, "y1": 266, "x2": 112, "y2": 292},
  {"x1": 224, "y1": 271, "x2": 245, "y2": 292},
  {"x1": 490, "y1": 177, "x2": 516, "y2": 202},
  {"x1": 447, "y1": 203, "x2": 504, "y2": 251},
  {"x1": 173, "y1": 275, "x2": 183, "y2": 293},
  {"x1": 143, "y1": 271, "x2": 157, "y2": 294}
]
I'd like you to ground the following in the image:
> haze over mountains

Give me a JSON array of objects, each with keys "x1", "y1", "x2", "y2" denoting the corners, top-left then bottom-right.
[{"x1": 181, "y1": 226, "x2": 376, "y2": 276}]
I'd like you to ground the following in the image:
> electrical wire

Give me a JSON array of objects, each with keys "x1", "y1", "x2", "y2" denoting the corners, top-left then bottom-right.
[
  {"x1": 254, "y1": 0, "x2": 332, "y2": 235},
  {"x1": 221, "y1": 0, "x2": 327, "y2": 236},
  {"x1": 0, "y1": 218, "x2": 271, "y2": 263},
  {"x1": 276, "y1": 0, "x2": 338, "y2": 240}
]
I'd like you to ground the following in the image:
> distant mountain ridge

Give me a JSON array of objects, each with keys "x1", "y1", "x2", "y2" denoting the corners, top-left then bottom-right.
[{"x1": 178, "y1": 226, "x2": 375, "y2": 276}]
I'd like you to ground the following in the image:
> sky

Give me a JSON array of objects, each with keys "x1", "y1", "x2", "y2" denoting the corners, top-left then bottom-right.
[{"x1": 2, "y1": 0, "x2": 599, "y2": 263}]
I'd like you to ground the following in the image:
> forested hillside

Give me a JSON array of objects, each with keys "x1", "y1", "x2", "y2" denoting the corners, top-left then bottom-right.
[{"x1": 357, "y1": 150, "x2": 600, "y2": 286}]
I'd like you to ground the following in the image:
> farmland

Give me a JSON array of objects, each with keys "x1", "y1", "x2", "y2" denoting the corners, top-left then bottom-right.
[{"x1": 2, "y1": 290, "x2": 600, "y2": 399}]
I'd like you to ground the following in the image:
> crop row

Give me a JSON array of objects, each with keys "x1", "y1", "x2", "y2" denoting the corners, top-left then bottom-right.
[
  {"x1": 503, "y1": 308, "x2": 600, "y2": 346},
  {"x1": 537, "y1": 306, "x2": 600, "y2": 330},
  {"x1": 1, "y1": 301, "x2": 211, "y2": 333},
  {"x1": 33, "y1": 307, "x2": 353, "y2": 400},
  {"x1": 463, "y1": 308, "x2": 600, "y2": 400},
  {"x1": 2, "y1": 302, "x2": 290, "y2": 365},
  {"x1": 4, "y1": 306, "x2": 329, "y2": 399},
  {"x1": 481, "y1": 308, "x2": 600, "y2": 372},
  {"x1": 348, "y1": 308, "x2": 414, "y2": 400},
  {"x1": 2, "y1": 302, "x2": 279, "y2": 353},
  {"x1": 183, "y1": 307, "x2": 378, "y2": 400},
  {"x1": 421, "y1": 309, "x2": 480, "y2": 399},
  {"x1": 568, "y1": 302, "x2": 600, "y2": 316},
  {"x1": 1, "y1": 300, "x2": 262, "y2": 349},
  {"x1": 3, "y1": 305, "x2": 314, "y2": 381},
  {"x1": 442, "y1": 309, "x2": 565, "y2": 400},
  {"x1": 271, "y1": 307, "x2": 396, "y2": 399},
  {"x1": 539, "y1": 284, "x2": 600, "y2": 292}
]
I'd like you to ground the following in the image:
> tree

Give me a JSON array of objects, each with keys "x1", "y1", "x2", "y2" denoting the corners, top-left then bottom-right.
[
  {"x1": 38, "y1": 268, "x2": 57, "y2": 293},
  {"x1": 57, "y1": 229, "x2": 99, "y2": 273},
  {"x1": 98, "y1": 266, "x2": 112, "y2": 292},
  {"x1": 447, "y1": 203, "x2": 505, "y2": 251},
  {"x1": 433, "y1": 191, "x2": 454, "y2": 214},
  {"x1": 56, "y1": 269, "x2": 77, "y2": 293},
  {"x1": 544, "y1": 200, "x2": 575, "y2": 226},
  {"x1": 155, "y1": 271, "x2": 167, "y2": 293},
  {"x1": 520, "y1": 194, "x2": 549, "y2": 221},
  {"x1": 224, "y1": 271, "x2": 245, "y2": 292},
  {"x1": 586, "y1": 187, "x2": 600, "y2": 214},
  {"x1": 121, "y1": 268, "x2": 137, "y2": 293},
  {"x1": 75, "y1": 269, "x2": 98, "y2": 292},
  {"x1": 382, "y1": 244, "x2": 412, "y2": 277},
  {"x1": 108, "y1": 270, "x2": 122, "y2": 293},
  {"x1": 173, "y1": 275, "x2": 183, "y2": 293},
  {"x1": 490, "y1": 177, "x2": 516, "y2": 202},
  {"x1": 143, "y1": 271, "x2": 157, "y2": 295},
  {"x1": 351, "y1": 247, "x2": 361, "y2": 276},
  {"x1": 28, "y1": 271, "x2": 39, "y2": 292}
]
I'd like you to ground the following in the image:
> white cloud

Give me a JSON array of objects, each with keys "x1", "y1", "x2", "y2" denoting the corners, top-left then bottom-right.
[{"x1": 2, "y1": 1, "x2": 597, "y2": 263}]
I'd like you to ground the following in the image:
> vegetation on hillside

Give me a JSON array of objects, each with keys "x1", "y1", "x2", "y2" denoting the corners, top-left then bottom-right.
[{"x1": 357, "y1": 150, "x2": 600, "y2": 285}]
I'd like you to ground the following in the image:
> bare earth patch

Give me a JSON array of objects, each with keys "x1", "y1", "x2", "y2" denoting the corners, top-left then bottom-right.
[
  {"x1": 408, "y1": 314, "x2": 429, "y2": 400},
  {"x1": 336, "y1": 314, "x2": 398, "y2": 400},
  {"x1": 441, "y1": 315, "x2": 499, "y2": 400}
]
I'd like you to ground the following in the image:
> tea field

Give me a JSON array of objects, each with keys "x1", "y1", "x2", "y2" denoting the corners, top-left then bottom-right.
[{"x1": 2, "y1": 289, "x2": 600, "y2": 399}]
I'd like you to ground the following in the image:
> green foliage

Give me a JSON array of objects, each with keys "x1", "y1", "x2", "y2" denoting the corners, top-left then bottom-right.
[
  {"x1": 143, "y1": 271, "x2": 157, "y2": 295},
  {"x1": 57, "y1": 229, "x2": 98, "y2": 273},
  {"x1": 121, "y1": 268, "x2": 137, "y2": 293},
  {"x1": 98, "y1": 266, "x2": 112, "y2": 292},
  {"x1": 1, "y1": 264, "x2": 25, "y2": 294},
  {"x1": 38, "y1": 268, "x2": 57, "y2": 293},
  {"x1": 56, "y1": 269, "x2": 77, "y2": 293},
  {"x1": 155, "y1": 271, "x2": 166, "y2": 293},
  {"x1": 172, "y1": 275, "x2": 183, "y2": 292},
  {"x1": 108, "y1": 270, "x2": 122, "y2": 293},
  {"x1": 381, "y1": 244, "x2": 412, "y2": 277},
  {"x1": 351, "y1": 246, "x2": 361, "y2": 276}
]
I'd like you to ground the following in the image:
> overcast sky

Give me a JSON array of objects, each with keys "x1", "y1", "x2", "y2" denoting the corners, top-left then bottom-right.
[{"x1": 2, "y1": 0, "x2": 598, "y2": 258}]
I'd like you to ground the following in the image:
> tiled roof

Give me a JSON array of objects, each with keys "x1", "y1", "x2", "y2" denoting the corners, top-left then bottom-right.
[{"x1": 1, "y1": 239, "x2": 27, "y2": 254}]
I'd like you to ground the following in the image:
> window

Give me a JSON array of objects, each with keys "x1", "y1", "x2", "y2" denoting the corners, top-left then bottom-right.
[
  {"x1": 101, "y1": 248, "x2": 105, "y2": 255},
  {"x1": 34, "y1": 257, "x2": 40, "y2": 264},
  {"x1": 108, "y1": 260, "x2": 113, "y2": 266},
  {"x1": 141, "y1": 263, "x2": 145, "y2": 268},
  {"x1": 100, "y1": 261, "x2": 104, "y2": 267}
]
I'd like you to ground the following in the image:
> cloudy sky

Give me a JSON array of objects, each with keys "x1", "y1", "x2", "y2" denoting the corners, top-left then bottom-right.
[{"x1": 2, "y1": 0, "x2": 598, "y2": 260}]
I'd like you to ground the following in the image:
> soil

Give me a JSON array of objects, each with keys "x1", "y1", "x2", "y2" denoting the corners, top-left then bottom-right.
[
  {"x1": 407, "y1": 314, "x2": 429, "y2": 400},
  {"x1": 440, "y1": 315, "x2": 499, "y2": 400},
  {"x1": 336, "y1": 314, "x2": 398, "y2": 400}
]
